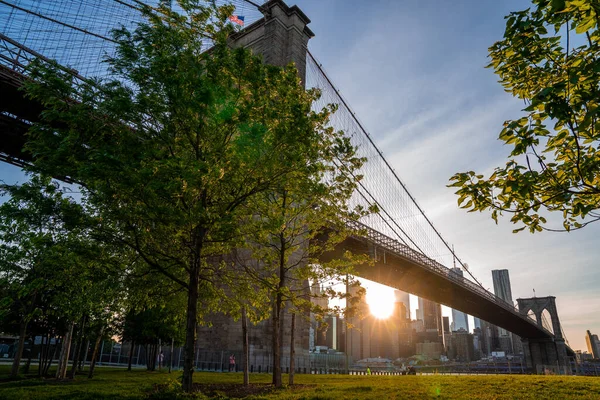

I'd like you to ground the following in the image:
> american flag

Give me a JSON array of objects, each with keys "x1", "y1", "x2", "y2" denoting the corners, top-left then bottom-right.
[{"x1": 228, "y1": 15, "x2": 245, "y2": 26}]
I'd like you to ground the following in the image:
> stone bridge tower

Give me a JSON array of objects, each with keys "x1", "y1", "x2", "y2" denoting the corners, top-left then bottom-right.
[
  {"x1": 230, "y1": 0, "x2": 314, "y2": 84},
  {"x1": 517, "y1": 296, "x2": 570, "y2": 374},
  {"x1": 195, "y1": 0, "x2": 314, "y2": 373}
]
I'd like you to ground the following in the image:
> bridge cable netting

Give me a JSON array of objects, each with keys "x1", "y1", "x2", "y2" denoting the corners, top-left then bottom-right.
[
  {"x1": 0, "y1": 0, "x2": 264, "y2": 80},
  {"x1": 305, "y1": 50, "x2": 485, "y2": 289}
]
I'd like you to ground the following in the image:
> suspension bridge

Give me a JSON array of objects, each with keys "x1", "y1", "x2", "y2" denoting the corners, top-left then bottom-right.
[{"x1": 0, "y1": 0, "x2": 574, "y2": 372}]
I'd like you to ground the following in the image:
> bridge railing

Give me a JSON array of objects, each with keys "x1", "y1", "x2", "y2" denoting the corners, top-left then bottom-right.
[{"x1": 347, "y1": 219, "x2": 549, "y2": 333}]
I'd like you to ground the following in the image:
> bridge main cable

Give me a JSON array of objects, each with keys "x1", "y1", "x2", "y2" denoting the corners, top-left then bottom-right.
[{"x1": 306, "y1": 49, "x2": 486, "y2": 289}]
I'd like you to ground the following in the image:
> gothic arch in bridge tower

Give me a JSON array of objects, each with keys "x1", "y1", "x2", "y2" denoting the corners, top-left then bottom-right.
[{"x1": 517, "y1": 296, "x2": 562, "y2": 339}]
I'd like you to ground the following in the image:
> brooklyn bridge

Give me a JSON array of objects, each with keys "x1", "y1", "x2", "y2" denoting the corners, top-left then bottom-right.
[{"x1": 0, "y1": 0, "x2": 575, "y2": 373}]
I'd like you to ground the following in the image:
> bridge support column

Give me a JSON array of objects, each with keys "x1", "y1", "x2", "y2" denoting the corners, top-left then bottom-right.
[
  {"x1": 521, "y1": 337, "x2": 570, "y2": 375},
  {"x1": 517, "y1": 296, "x2": 571, "y2": 375},
  {"x1": 229, "y1": 0, "x2": 314, "y2": 84}
]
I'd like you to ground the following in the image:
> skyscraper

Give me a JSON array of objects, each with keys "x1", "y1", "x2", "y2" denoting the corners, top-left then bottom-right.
[
  {"x1": 418, "y1": 297, "x2": 442, "y2": 334},
  {"x1": 491, "y1": 269, "x2": 516, "y2": 354},
  {"x1": 586, "y1": 330, "x2": 600, "y2": 359},
  {"x1": 449, "y1": 268, "x2": 469, "y2": 332},
  {"x1": 394, "y1": 290, "x2": 410, "y2": 319},
  {"x1": 492, "y1": 269, "x2": 513, "y2": 304},
  {"x1": 492, "y1": 269, "x2": 513, "y2": 335},
  {"x1": 442, "y1": 316, "x2": 451, "y2": 334}
]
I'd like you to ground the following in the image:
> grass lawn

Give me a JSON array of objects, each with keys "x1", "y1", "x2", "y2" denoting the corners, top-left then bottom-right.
[{"x1": 1, "y1": 366, "x2": 600, "y2": 399}]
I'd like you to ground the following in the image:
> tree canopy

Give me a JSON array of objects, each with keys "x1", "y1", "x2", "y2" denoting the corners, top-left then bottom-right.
[
  {"x1": 21, "y1": 0, "x2": 366, "y2": 391},
  {"x1": 449, "y1": 0, "x2": 600, "y2": 233}
]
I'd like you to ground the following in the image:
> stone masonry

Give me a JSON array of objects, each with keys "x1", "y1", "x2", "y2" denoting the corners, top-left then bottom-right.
[
  {"x1": 517, "y1": 296, "x2": 570, "y2": 374},
  {"x1": 196, "y1": 0, "x2": 314, "y2": 372}
]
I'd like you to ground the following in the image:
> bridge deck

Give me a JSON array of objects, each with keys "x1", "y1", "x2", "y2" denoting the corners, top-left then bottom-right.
[
  {"x1": 323, "y1": 221, "x2": 558, "y2": 341},
  {"x1": 0, "y1": 65, "x2": 36, "y2": 165}
]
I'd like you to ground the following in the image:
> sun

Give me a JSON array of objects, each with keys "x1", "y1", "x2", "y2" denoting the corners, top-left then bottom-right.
[{"x1": 366, "y1": 287, "x2": 396, "y2": 319}]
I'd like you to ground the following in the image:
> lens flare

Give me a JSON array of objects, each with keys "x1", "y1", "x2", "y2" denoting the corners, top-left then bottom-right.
[{"x1": 366, "y1": 288, "x2": 396, "y2": 319}]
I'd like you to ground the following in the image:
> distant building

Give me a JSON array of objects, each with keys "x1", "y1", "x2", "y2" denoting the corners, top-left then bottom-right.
[
  {"x1": 418, "y1": 297, "x2": 442, "y2": 335},
  {"x1": 411, "y1": 319, "x2": 425, "y2": 333},
  {"x1": 323, "y1": 314, "x2": 346, "y2": 352},
  {"x1": 310, "y1": 282, "x2": 330, "y2": 350},
  {"x1": 473, "y1": 326, "x2": 484, "y2": 360},
  {"x1": 586, "y1": 330, "x2": 600, "y2": 359},
  {"x1": 498, "y1": 336, "x2": 513, "y2": 356},
  {"x1": 472, "y1": 334, "x2": 481, "y2": 360},
  {"x1": 442, "y1": 316, "x2": 450, "y2": 334},
  {"x1": 416, "y1": 341, "x2": 443, "y2": 360},
  {"x1": 394, "y1": 290, "x2": 410, "y2": 319},
  {"x1": 576, "y1": 350, "x2": 594, "y2": 362},
  {"x1": 491, "y1": 269, "x2": 517, "y2": 354},
  {"x1": 415, "y1": 307, "x2": 423, "y2": 322},
  {"x1": 492, "y1": 269, "x2": 512, "y2": 338},
  {"x1": 447, "y1": 329, "x2": 475, "y2": 362},
  {"x1": 449, "y1": 268, "x2": 469, "y2": 332},
  {"x1": 492, "y1": 270, "x2": 513, "y2": 304}
]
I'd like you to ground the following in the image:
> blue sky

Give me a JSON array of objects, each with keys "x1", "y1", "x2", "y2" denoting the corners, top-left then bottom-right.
[{"x1": 1, "y1": 0, "x2": 598, "y2": 351}]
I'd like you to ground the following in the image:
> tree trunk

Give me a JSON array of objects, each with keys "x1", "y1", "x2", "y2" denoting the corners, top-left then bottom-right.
[
  {"x1": 145, "y1": 345, "x2": 150, "y2": 371},
  {"x1": 145, "y1": 344, "x2": 153, "y2": 371},
  {"x1": 38, "y1": 334, "x2": 48, "y2": 377},
  {"x1": 69, "y1": 316, "x2": 86, "y2": 378},
  {"x1": 88, "y1": 326, "x2": 105, "y2": 379},
  {"x1": 169, "y1": 338, "x2": 174, "y2": 373},
  {"x1": 272, "y1": 298, "x2": 282, "y2": 386},
  {"x1": 289, "y1": 312, "x2": 295, "y2": 385},
  {"x1": 127, "y1": 340, "x2": 135, "y2": 371},
  {"x1": 23, "y1": 339, "x2": 33, "y2": 375},
  {"x1": 272, "y1": 230, "x2": 287, "y2": 388},
  {"x1": 151, "y1": 343, "x2": 158, "y2": 371},
  {"x1": 44, "y1": 337, "x2": 60, "y2": 376},
  {"x1": 158, "y1": 339, "x2": 162, "y2": 371},
  {"x1": 182, "y1": 264, "x2": 200, "y2": 391},
  {"x1": 242, "y1": 307, "x2": 249, "y2": 386},
  {"x1": 56, "y1": 322, "x2": 74, "y2": 379},
  {"x1": 10, "y1": 321, "x2": 27, "y2": 378},
  {"x1": 79, "y1": 339, "x2": 90, "y2": 371}
]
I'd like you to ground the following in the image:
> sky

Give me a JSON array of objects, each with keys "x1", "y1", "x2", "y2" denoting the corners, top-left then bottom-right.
[{"x1": 0, "y1": 0, "x2": 598, "y2": 352}]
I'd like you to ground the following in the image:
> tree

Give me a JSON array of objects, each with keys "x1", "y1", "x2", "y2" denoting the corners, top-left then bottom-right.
[
  {"x1": 121, "y1": 296, "x2": 185, "y2": 371},
  {"x1": 449, "y1": 0, "x2": 600, "y2": 233},
  {"x1": 0, "y1": 175, "x2": 126, "y2": 378},
  {"x1": 23, "y1": 0, "x2": 354, "y2": 391},
  {"x1": 0, "y1": 175, "x2": 86, "y2": 377},
  {"x1": 232, "y1": 118, "x2": 372, "y2": 386}
]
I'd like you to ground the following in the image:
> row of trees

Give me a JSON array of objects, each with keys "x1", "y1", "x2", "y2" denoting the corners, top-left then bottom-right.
[{"x1": 1, "y1": 0, "x2": 370, "y2": 392}]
